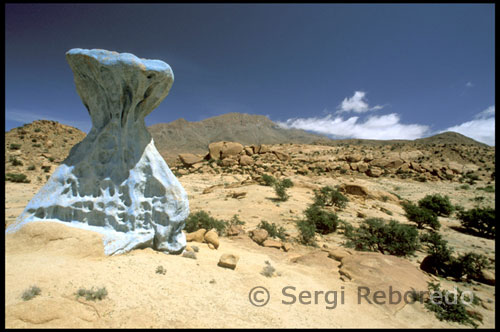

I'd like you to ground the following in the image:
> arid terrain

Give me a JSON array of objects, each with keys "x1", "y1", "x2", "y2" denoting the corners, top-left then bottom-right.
[{"x1": 5, "y1": 118, "x2": 495, "y2": 328}]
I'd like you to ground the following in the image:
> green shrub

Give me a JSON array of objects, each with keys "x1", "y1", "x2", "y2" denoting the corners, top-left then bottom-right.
[
  {"x1": 227, "y1": 214, "x2": 245, "y2": 227},
  {"x1": 418, "y1": 194, "x2": 454, "y2": 217},
  {"x1": 156, "y1": 265, "x2": 166, "y2": 275},
  {"x1": 261, "y1": 174, "x2": 276, "y2": 186},
  {"x1": 42, "y1": 165, "x2": 51, "y2": 173},
  {"x1": 457, "y1": 207, "x2": 495, "y2": 239},
  {"x1": 345, "y1": 218, "x2": 419, "y2": 257},
  {"x1": 9, "y1": 143, "x2": 21, "y2": 150},
  {"x1": 76, "y1": 287, "x2": 108, "y2": 301},
  {"x1": 458, "y1": 184, "x2": 470, "y2": 190},
  {"x1": 273, "y1": 180, "x2": 291, "y2": 201},
  {"x1": 296, "y1": 219, "x2": 316, "y2": 246},
  {"x1": 9, "y1": 156, "x2": 23, "y2": 166},
  {"x1": 452, "y1": 252, "x2": 491, "y2": 281},
  {"x1": 313, "y1": 186, "x2": 348, "y2": 210},
  {"x1": 21, "y1": 285, "x2": 41, "y2": 301},
  {"x1": 258, "y1": 220, "x2": 286, "y2": 241},
  {"x1": 6, "y1": 173, "x2": 30, "y2": 183},
  {"x1": 420, "y1": 231, "x2": 491, "y2": 281},
  {"x1": 281, "y1": 178, "x2": 294, "y2": 189},
  {"x1": 420, "y1": 231, "x2": 454, "y2": 276},
  {"x1": 34, "y1": 128, "x2": 41, "y2": 132},
  {"x1": 32, "y1": 143, "x2": 41, "y2": 148},
  {"x1": 27, "y1": 165, "x2": 36, "y2": 171},
  {"x1": 424, "y1": 282, "x2": 481, "y2": 328},
  {"x1": 184, "y1": 210, "x2": 228, "y2": 235},
  {"x1": 402, "y1": 202, "x2": 440, "y2": 230},
  {"x1": 304, "y1": 204, "x2": 339, "y2": 234},
  {"x1": 478, "y1": 185, "x2": 495, "y2": 193}
]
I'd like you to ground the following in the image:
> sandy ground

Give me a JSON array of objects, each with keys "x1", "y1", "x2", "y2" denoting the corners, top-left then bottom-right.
[{"x1": 4, "y1": 172, "x2": 495, "y2": 328}]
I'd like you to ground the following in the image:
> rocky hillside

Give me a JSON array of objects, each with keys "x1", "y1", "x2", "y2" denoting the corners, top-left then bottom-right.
[
  {"x1": 148, "y1": 113, "x2": 330, "y2": 163},
  {"x1": 5, "y1": 120, "x2": 86, "y2": 184},
  {"x1": 170, "y1": 140, "x2": 495, "y2": 185}
]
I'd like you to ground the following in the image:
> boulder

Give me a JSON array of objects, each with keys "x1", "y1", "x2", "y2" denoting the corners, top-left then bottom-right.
[
  {"x1": 220, "y1": 158, "x2": 238, "y2": 167},
  {"x1": 6, "y1": 48, "x2": 189, "y2": 255},
  {"x1": 239, "y1": 155, "x2": 255, "y2": 166},
  {"x1": 218, "y1": 253, "x2": 239, "y2": 270},
  {"x1": 366, "y1": 167, "x2": 383, "y2": 177},
  {"x1": 258, "y1": 144, "x2": 271, "y2": 154},
  {"x1": 249, "y1": 228, "x2": 268, "y2": 245},
  {"x1": 282, "y1": 243, "x2": 293, "y2": 252},
  {"x1": 178, "y1": 153, "x2": 204, "y2": 166},
  {"x1": 226, "y1": 224, "x2": 244, "y2": 236},
  {"x1": 480, "y1": 269, "x2": 495, "y2": 286},
  {"x1": 273, "y1": 151, "x2": 290, "y2": 161},
  {"x1": 208, "y1": 142, "x2": 225, "y2": 160},
  {"x1": 186, "y1": 229, "x2": 207, "y2": 243},
  {"x1": 221, "y1": 142, "x2": 244, "y2": 159},
  {"x1": 244, "y1": 147, "x2": 254, "y2": 156},
  {"x1": 345, "y1": 154, "x2": 362, "y2": 163},
  {"x1": 339, "y1": 183, "x2": 370, "y2": 197},
  {"x1": 263, "y1": 239, "x2": 282, "y2": 249},
  {"x1": 204, "y1": 229, "x2": 219, "y2": 249}
]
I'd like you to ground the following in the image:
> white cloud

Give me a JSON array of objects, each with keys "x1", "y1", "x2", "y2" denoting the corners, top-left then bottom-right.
[
  {"x1": 466, "y1": 82, "x2": 474, "y2": 88},
  {"x1": 6, "y1": 109, "x2": 91, "y2": 133},
  {"x1": 337, "y1": 91, "x2": 384, "y2": 113},
  {"x1": 443, "y1": 106, "x2": 495, "y2": 146},
  {"x1": 277, "y1": 113, "x2": 429, "y2": 140}
]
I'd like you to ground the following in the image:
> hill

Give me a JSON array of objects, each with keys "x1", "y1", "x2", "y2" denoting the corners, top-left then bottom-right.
[{"x1": 148, "y1": 113, "x2": 330, "y2": 162}]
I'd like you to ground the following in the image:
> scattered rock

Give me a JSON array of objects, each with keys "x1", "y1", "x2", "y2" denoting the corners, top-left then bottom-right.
[
  {"x1": 480, "y1": 269, "x2": 495, "y2": 286},
  {"x1": 282, "y1": 243, "x2": 293, "y2": 252},
  {"x1": 186, "y1": 229, "x2": 207, "y2": 243},
  {"x1": 263, "y1": 239, "x2": 282, "y2": 249},
  {"x1": 204, "y1": 229, "x2": 219, "y2": 249},
  {"x1": 366, "y1": 167, "x2": 383, "y2": 177},
  {"x1": 249, "y1": 229, "x2": 268, "y2": 245},
  {"x1": 218, "y1": 253, "x2": 239, "y2": 270},
  {"x1": 182, "y1": 251, "x2": 197, "y2": 259},
  {"x1": 227, "y1": 224, "x2": 244, "y2": 236},
  {"x1": 178, "y1": 153, "x2": 204, "y2": 166},
  {"x1": 326, "y1": 248, "x2": 353, "y2": 262},
  {"x1": 239, "y1": 155, "x2": 254, "y2": 166}
]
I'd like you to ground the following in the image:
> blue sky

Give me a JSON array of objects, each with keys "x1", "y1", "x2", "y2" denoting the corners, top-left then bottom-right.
[{"x1": 5, "y1": 4, "x2": 495, "y2": 145}]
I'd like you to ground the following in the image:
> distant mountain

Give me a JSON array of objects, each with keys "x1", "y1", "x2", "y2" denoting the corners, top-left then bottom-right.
[
  {"x1": 414, "y1": 131, "x2": 490, "y2": 147},
  {"x1": 148, "y1": 113, "x2": 330, "y2": 162}
]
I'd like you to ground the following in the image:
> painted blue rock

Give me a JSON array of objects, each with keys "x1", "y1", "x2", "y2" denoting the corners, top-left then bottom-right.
[{"x1": 5, "y1": 49, "x2": 189, "y2": 255}]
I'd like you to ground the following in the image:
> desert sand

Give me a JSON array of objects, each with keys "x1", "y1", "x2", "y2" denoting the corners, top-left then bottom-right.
[{"x1": 5, "y1": 162, "x2": 495, "y2": 327}]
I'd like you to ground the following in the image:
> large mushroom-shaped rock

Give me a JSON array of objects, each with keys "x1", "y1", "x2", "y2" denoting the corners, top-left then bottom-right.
[{"x1": 6, "y1": 48, "x2": 189, "y2": 255}]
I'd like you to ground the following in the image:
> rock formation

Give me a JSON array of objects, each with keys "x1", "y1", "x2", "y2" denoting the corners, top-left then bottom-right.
[{"x1": 6, "y1": 48, "x2": 189, "y2": 255}]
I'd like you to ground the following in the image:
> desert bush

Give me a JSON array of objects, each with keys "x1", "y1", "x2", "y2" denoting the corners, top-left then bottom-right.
[
  {"x1": 42, "y1": 165, "x2": 51, "y2": 173},
  {"x1": 460, "y1": 172, "x2": 479, "y2": 185},
  {"x1": 76, "y1": 287, "x2": 108, "y2": 301},
  {"x1": 261, "y1": 174, "x2": 276, "y2": 186},
  {"x1": 261, "y1": 261, "x2": 276, "y2": 278},
  {"x1": 34, "y1": 128, "x2": 41, "y2": 132},
  {"x1": 27, "y1": 165, "x2": 36, "y2": 171},
  {"x1": 184, "y1": 210, "x2": 228, "y2": 235},
  {"x1": 420, "y1": 231, "x2": 491, "y2": 280},
  {"x1": 9, "y1": 156, "x2": 23, "y2": 166},
  {"x1": 402, "y1": 202, "x2": 440, "y2": 230},
  {"x1": 296, "y1": 219, "x2": 317, "y2": 246},
  {"x1": 227, "y1": 214, "x2": 245, "y2": 227},
  {"x1": 424, "y1": 282, "x2": 481, "y2": 328},
  {"x1": 21, "y1": 285, "x2": 41, "y2": 301},
  {"x1": 156, "y1": 265, "x2": 166, "y2": 275},
  {"x1": 458, "y1": 184, "x2": 470, "y2": 190},
  {"x1": 418, "y1": 194, "x2": 454, "y2": 217},
  {"x1": 313, "y1": 186, "x2": 348, "y2": 210},
  {"x1": 477, "y1": 185, "x2": 495, "y2": 193},
  {"x1": 9, "y1": 143, "x2": 21, "y2": 150},
  {"x1": 6, "y1": 173, "x2": 30, "y2": 183},
  {"x1": 258, "y1": 220, "x2": 286, "y2": 241},
  {"x1": 345, "y1": 218, "x2": 419, "y2": 257},
  {"x1": 273, "y1": 179, "x2": 292, "y2": 201},
  {"x1": 304, "y1": 204, "x2": 339, "y2": 234},
  {"x1": 32, "y1": 143, "x2": 41, "y2": 148},
  {"x1": 457, "y1": 207, "x2": 495, "y2": 239},
  {"x1": 451, "y1": 252, "x2": 491, "y2": 281}
]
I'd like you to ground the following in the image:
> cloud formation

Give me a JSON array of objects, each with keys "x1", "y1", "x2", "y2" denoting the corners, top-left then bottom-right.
[
  {"x1": 443, "y1": 105, "x2": 495, "y2": 146},
  {"x1": 6, "y1": 109, "x2": 91, "y2": 133},
  {"x1": 277, "y1": 113, "x2": 430, "y2": 140},
  {"x1": 337, "y1": 91, "x2": 383, "y2": 113}
]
